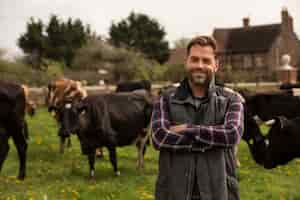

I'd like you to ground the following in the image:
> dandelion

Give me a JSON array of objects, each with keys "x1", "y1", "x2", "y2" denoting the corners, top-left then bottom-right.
[
  {"x1": 72, "y1": 190, "x2": 80, "y2": 197},
  {"x1": 36, "y1": 135, "x2": 43, "y2": 145},
  {"x1": 279, "y1": 192, "x2": 286, "y2": 200}
]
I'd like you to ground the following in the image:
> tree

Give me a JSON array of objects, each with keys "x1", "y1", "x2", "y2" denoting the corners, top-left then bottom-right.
[
  {"x1": 18, "y1": 15, "x2": 91, "y2": 69},
  {"x1": 109, "y1": 12, "x2": 170, "y2": 64},
  {"x1": 45, "y1": 15, "x2": 90, "y2": 67},
  {"x1": 173, "y1": 37, "x2": 190, "y2": 49},
  {"x1": 18, "y1": 17, "x2": 46, "y2": 69}
]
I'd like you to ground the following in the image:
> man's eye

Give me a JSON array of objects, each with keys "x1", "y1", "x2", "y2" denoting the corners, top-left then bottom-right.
[
  {"x1": 191, "y1": 57, "x2": 198, "y2": 62},
  {"x1": 203, "y1": 58, "x2": 211, "y2": 64}
]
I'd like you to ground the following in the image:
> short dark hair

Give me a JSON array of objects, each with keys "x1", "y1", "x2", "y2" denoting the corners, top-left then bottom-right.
[{"x1": 186, "y1": 36, "x2": 217, "y2": 55}]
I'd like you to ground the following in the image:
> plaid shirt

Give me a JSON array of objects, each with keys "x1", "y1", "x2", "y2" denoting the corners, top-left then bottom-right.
[{"x1": 151, "y1": 94, "x2": 244, "y2": 151}]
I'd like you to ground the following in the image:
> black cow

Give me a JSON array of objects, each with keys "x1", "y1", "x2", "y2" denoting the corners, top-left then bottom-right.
[
  {"x1": 243, "y1": 113, "x2": 267, "y2": 166},
  {"x1": 115, "y1": 80, "x2": 151, "y2": 93},
  {"x1": 58, "y1": 90, "x2": 153, "y2": 178},
  {"x1": 244, "y1": 113, "x2": 300, "y2": 169},
  {"x1": 0, "y1": 81, "x2": 28, "y2": 180},
  {"x1": 243, "y1": 92, "x2": 300, "y2": 121},
  {"x1": 115, "y1": 80, "x2": 153, "y2": 155}
]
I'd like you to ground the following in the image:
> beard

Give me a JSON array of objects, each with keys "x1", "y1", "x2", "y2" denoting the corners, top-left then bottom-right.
[{"x1": 188, "y1": 70, "x2": 213, "y2": 87}]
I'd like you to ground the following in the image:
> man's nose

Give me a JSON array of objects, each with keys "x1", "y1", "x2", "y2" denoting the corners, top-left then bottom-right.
[{"x1": 195, "y1": 60, "x2": 205, "y2": 69}]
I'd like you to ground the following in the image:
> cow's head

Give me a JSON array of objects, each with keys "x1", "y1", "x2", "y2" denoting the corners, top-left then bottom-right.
[
  {"x1": 243, "y1": 113, "x2": 268, "y2": 166},
  {"x1": 263, "y1": 116, "x2": 292, "y2": 169},
  {"x1": 46, "y1": 78, "x2": 87, "y2": 119},
  {"x1": 58, "y1": 100, "x2": 88, "y2": 138}
]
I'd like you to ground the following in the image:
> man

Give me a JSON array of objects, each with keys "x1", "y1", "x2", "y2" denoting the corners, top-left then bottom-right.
[{"x1": 151, "y1": 36, "x2": 244, "y2": 200}]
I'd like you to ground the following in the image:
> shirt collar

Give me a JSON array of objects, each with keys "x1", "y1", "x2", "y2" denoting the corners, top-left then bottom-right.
[{"x1": 173, "y1": 75, "x2": 217, "y2": 101}]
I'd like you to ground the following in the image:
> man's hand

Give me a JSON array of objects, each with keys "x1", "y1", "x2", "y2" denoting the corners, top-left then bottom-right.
[{"x1": 170, "y1": 124, "x2": 188, "y2": 133}]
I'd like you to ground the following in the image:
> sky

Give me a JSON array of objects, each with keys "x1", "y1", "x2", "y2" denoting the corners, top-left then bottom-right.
[{"x1": 0, "y1": 0, "x2": 299, "y2": 58}]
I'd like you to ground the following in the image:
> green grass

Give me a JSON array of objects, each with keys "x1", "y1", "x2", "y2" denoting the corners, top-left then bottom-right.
[{"x1": 1, "y1": 108, "x2": 300, "y2": 200}]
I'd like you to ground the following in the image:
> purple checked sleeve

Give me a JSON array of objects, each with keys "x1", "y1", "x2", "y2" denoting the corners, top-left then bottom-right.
[{"x1": 151, "y1": 95, "x2": 244, "y2": 151}]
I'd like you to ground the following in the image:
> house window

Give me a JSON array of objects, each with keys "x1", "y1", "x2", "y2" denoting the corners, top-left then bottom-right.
[
  {"x1": 244, "y1": 55, "x2": 252, "y2": 69},
  {"x1": 231, "y1": 55, "x2": 243, "y2": 69},
  {"x1": 255, "y1": 55, "x2": 264, "y2": 68}
]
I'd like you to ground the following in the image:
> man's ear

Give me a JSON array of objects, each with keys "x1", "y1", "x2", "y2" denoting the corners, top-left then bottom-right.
[{"x1": 214, "y1": 58, "x2": 219, "y2": 72}]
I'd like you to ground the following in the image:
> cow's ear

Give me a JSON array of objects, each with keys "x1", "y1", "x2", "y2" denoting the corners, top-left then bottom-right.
[{"x1": 274, "y1": 116, "x2": 288, "y2": 129}]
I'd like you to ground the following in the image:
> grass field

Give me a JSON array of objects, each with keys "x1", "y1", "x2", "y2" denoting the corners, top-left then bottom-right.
[{"x1": 1, "y1": 108, "x2": 300, "y2": 200}]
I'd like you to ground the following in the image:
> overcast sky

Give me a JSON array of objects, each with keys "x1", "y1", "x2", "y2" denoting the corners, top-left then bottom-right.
[{"x1": 0, "y1": 0, "x2": 299, "y2": 57}]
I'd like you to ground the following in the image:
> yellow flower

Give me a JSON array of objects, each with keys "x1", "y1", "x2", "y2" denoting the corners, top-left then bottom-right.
[
  {"x1": 279, "y1": 193, "x2": 286, "y2": 200},
  {"x1": 36, "y1": 135, "x2": 43, "y2": 145}
]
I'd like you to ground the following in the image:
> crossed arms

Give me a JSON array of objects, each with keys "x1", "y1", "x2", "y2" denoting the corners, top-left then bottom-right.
[{"x1": 151, "y1": 95, "x2": 244, "y2": 151}]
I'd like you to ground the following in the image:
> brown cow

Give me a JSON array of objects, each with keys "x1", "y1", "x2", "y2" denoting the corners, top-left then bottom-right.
[
  {"x1": 21, "y1": 85, "x2": 36, "y2": 117},
  {"x1": 46, "y1": 78, "x2": 87, "y2": 153}
]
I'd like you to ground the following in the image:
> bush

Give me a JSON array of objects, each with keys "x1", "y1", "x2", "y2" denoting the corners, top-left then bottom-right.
[
  {"x1": 72, "y1": 40, "x2": 156, "y2": 83},
  {"x1": 45, "y1": 60, "x2": 65, "y2": 78},
  {"x1": 0, "y1": 58, "x2": 67, "y2": 86},
  {"x1": 163, "y1": 64, "x2": 186, "y2": 82}
]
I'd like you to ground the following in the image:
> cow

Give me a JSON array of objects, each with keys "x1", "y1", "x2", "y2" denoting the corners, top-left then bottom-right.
[
  {"x1": 58, "y1": 90, "x2": 153, "y2": 179},
  {"x1": 115, "y1": 80, "x2": 153, "y2": 155},
  {"x1": 22, "y1": 85, "x2": 36, "y2": 117},
  {"x1": 115, "y1": 80, "x2": 151, "y2": 93},
  {"x1": 157, "y1": 83, "x2": 179, "y2": 96},
  {"x1": 46, "y1": 78, "x2": 87, "y2": 154},
  {"x1": 243, "y1": 113, "x2": 300, "y2": 169},
  {"x1": 21, "y1": 84, "x2": 36, "y2": 140},
  {"x1": 242, "y1": 112, "x2": 267, "y2": 166},
  {"x1": 242, "y1": 92, "x2": 300, "y2": 121},
  {"x1": 0, "y1": 81, "x2": 34, "y2": 180}
]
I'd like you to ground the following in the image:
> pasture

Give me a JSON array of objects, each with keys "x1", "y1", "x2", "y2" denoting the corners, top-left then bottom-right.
[{"x1": 1, "y1": 108, "x2": 300, "y2": 200}]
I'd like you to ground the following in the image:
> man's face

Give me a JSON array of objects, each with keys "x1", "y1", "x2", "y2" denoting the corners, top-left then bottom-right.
[{"x1": 185, "y1": 45, "x2": 218, "y2": 87}]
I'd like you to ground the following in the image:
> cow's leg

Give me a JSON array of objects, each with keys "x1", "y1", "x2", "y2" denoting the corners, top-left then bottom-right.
[
  {"x1": 0, "y1": 131, "x2": 9, "y2": 174},
  {"x1": 136, "y1": 131, "x2": 149, "y2": 170},
  {"x1": 88, "y1": 151, "x2": 96, "y2": 179},
  {"x1": 60, "y1": 136, "x2": 66, "y2": 154},
  {"x1": 107, "y1": 147, "x2": 120, "y2": 176},
  {"x1": 140, "y1": 139, "x2": 147, "y2": 169},
  {"x1": 67, "y1": 136, "x2": 72, "y2": 148},
  {"x1": 136, "y1": 139, "x2": 144, "y2": 170},
  {"x1": 11, "y1": 128, "x2": 27, "y2": 180},
  {"x1": 23, "y1": 121, "x2": 29, "y2": 141}
]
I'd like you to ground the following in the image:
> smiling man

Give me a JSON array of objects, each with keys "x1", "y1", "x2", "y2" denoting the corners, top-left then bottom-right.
[{"x1": 151, "y1": 36, "x2": 244, "y2": 200}]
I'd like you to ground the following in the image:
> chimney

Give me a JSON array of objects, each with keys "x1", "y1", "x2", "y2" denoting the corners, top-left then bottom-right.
[
  {"x1": 243, "y1": 17, "x2": 250, "y2": 28},
  {"x1": 281, "y1": 7, "x2": 294, "y2": 33},
  {"x1": 289, "y1": 15, "x2": 294, "y2": 32}
]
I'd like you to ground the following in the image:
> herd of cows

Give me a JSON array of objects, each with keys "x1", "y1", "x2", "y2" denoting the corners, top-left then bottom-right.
[{"x1": 0, "y1": 79, "x2": 300, "y2": 181}]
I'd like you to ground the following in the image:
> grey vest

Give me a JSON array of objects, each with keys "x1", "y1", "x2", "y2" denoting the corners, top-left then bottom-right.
[{"x1": 155, "y1": 79, "x2": 239, "y2": 200}]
